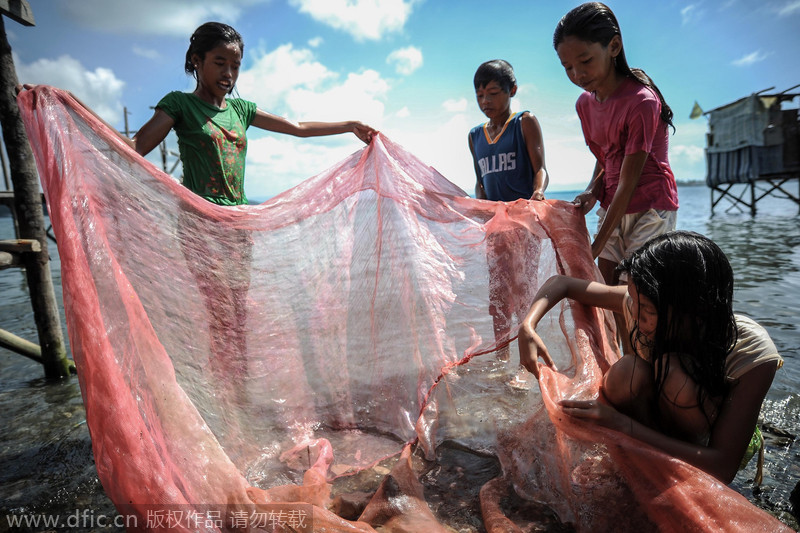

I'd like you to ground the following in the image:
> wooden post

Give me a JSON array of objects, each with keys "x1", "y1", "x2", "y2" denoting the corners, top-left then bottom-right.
[
  {"x1": 0, "y1": 9, "x2": 71, "y2": 377},
  {"x1": 1, "y1": 133, "x2": 10, "y2": 189},
  {"x1": 710, "y1": 187, "x2": 714, "y2": 215}
]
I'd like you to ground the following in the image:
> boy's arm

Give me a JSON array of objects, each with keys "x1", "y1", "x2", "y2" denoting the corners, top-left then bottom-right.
[
  {"x1": 520, "y1": 112, "x2": 548, "y2": 200},
  {"x1": 468, "y1": 133, "x2": 487, "y2": 199},
  {"x1": 590, "y1": 151, "x2": 647, "y2": 259}
]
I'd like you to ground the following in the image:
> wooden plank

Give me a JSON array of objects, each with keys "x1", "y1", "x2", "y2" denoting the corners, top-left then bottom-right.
[
  {"x1": 0, "y1": 0, "x2": 35, "y2": 26},
  {"x1": 0, "y1": 238, "x2": 40, "y2": 252},
  {"x1": 0, "y1": 327, "x2": 43, "y2": 363},
  {"x1": 0, "y1": 250, "x2": 18, "y2": 268}
]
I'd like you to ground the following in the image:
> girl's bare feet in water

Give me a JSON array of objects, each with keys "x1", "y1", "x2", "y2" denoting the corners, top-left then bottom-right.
[
  {"x1": 495, "y1": 345, "x2": 532, "y2": 390},
  {"x1": 507, "y1": 365, "x2": 532, "y2": 390},
  {"x1": 496, "y1": 344, "x2": 510, "y2": 362}
]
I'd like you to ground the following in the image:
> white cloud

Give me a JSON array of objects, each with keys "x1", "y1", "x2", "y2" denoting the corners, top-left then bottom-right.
[
  {"x1": 246, "y1": 135, "x2": 362, "y2": 197},
  {"x1": 777, "y1": 0, "x2": 800, "y2": 16},
  {"x1": 235, "y1": 44, "x2": 391, "y2": 198},
  {"x1": 542, "y1": 137, "x2": 597, "y2": 191},
  {"x1": 13, "y1": 53, "x2": 125, "y2": 125},
  {"x1": 664, "y1": 120, "x2": 708, "y2": 181},
  {"x1": 308, "y1": 37, "x2": 324, "y2": 48},
  {"x1": 395, "y1": 107, "x2": 410, "y2": 118},
  {"x1": 442, "y1": 98, "x2": 468, "y2": 112},
  {"x1": 238, "y1": 43, "x2": 387, "y2": 122},
  {"x1": 386, "y1": 46, "x2": 423, "y2": 76},
  {"x1": 237, "y1": 43, "x2": 337, "y2": 113},
  {"x1": 680, "y1": 4, "x2": 703, "y2": 25},
  {"x1": 285, "y1": 69, "x2": 388, "y2": 123},
  {"x1": 670, "y1": 143, "x2": 707, "y2": 181},
  {"x1": 731, "y1": 50, "x2": 772, "y2": 67},
  {"x1": 132, "y1": 46, "x2": 161, "y2": 60},
  {"x1": 58, "y1": 0, "x2": 271, "y2": 36},
  {"x1": 671, "y1": 144, "x2": 705, "y2": 164},
  {"x1": 386, "y1": 112, "x2": 476, "y2": 194},
  {"x1": 289, "y1": 0, "x2": 419, "y2": 41}
]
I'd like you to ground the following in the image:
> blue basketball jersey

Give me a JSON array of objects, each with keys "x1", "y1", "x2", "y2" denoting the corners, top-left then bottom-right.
[{"x1": 469, "y1": 111, "x2": 534, "y2": 201}]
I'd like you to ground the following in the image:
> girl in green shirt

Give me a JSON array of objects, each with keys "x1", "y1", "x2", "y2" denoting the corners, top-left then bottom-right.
[{"x1": 134, "y1": 21, "x2": 376, "y2": 205}]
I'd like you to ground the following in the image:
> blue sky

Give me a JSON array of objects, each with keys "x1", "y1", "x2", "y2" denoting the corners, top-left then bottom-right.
[{"x1": 6, "y1": 0, "x2": 800, "y2": 199}]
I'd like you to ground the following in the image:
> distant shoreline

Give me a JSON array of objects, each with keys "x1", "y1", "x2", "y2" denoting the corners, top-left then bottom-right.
[
  {"x1": 245, "y1": 180, "x2": 710, "y2": 205},
  {"x1": 0, "y1": 180, "x2": 711, "y2": 214}
]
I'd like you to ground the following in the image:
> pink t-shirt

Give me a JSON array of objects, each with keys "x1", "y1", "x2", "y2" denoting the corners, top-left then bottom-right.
[{"x1": 576, "y1": 77, "x2": 679, "y2": 213}]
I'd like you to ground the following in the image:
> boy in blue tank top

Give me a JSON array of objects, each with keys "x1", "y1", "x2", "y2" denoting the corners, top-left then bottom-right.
[
  {"x1": 468, "y1": 60, "x2": 549, "y2": 201},
  {"x1": 468, "y1": 60, "x2": 550, "y2": 371}
]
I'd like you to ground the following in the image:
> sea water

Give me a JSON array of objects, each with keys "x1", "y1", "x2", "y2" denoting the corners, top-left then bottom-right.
[{"x1": 1, "y1": 183, "x2": 798, "y2": 530}]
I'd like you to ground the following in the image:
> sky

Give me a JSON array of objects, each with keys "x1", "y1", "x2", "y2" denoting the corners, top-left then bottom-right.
[{"x1": 5, "y1": 0, "x2": 800, "y2": 200}]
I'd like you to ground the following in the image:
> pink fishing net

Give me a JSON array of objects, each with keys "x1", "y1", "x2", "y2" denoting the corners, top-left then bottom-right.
[{"x1": 18, "y1": 86, "x2": 790, "y2": 532}]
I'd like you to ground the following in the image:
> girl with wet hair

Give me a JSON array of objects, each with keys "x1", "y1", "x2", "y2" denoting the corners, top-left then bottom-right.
[
  {"x1": 128, "y1": 21, "x2": 376, "y2": 206},
  {"x1": 552, "y1": 3, "x2": 674, "y2": 128},
  {"x1": 183, "y1": 22, "x2": 245, "y2": 84},
  {"x1": 518, "y1": 231, "x2": 783, "y2": 483},
  {"x1": 553, "y1": 3, "x2": 680, "y2": 353}
]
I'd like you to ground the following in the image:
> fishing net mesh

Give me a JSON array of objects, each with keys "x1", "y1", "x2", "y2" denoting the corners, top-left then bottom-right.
[{"x1": 17, "y1": 86, "x2": 789, "y2": 532}]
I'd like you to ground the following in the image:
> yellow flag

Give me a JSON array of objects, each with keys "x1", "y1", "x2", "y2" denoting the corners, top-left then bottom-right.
[{"x1": 689, "y1": 101, "x2": 704, "y2": 119}]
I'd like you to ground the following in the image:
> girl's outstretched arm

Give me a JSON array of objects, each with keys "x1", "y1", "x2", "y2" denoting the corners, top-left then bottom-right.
[
  {"x1": 132, "y1": 109, "x2": 174, "y2": 156},
  {"x1": 590, "y1": 151, "x2": 647, "y2": 259},
  {"x1": 519, "y1": 275, "x2": 625, "y2": 377},
  {"x1": 572, "y1": 163, "x2": 604, "y2": 216},
  {"x1": 561, "y1": 361, "x2": 778, "y2": 483},
  {"x1": 251, "y1": 109, "x2": 377, "y2": 144}
]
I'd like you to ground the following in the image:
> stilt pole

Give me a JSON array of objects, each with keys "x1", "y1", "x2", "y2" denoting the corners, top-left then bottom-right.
[{"x1": 0, "y1": 12, "x2": 70, "y2": 377}]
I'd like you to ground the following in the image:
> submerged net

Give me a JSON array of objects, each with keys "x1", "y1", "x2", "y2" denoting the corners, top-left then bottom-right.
[{"x1": 18, "y1": 86, "x2": 790, "y2": 532}]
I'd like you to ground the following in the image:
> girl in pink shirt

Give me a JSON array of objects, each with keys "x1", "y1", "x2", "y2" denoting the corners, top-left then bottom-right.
[
  {"x1": 554, "y1": 2, "x2": 679, "y2": 351},
  {"x1": 554, "y1": 2, "x2": 678, "y2": 277}
]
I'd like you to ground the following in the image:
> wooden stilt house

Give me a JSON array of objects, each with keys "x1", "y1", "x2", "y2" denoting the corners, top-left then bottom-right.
[{"x1": 705, "y1": 85, "x2": 800, "y2": 214}]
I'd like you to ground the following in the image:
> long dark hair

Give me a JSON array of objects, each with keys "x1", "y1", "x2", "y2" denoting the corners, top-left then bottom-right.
[
  {"x1": 619, "y1": 231, "x2": 737, "y2": 425},
  {"x1": 184, "y1": 22, "x2": 244, "y2": 93},
  {"x1": 553, "y1": 2, "x2": 674, "y2": 131}
]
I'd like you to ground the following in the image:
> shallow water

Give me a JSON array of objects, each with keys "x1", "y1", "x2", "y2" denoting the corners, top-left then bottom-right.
[{"x1": 1, "y1": 184, "x2": 798, "y2": 531}]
